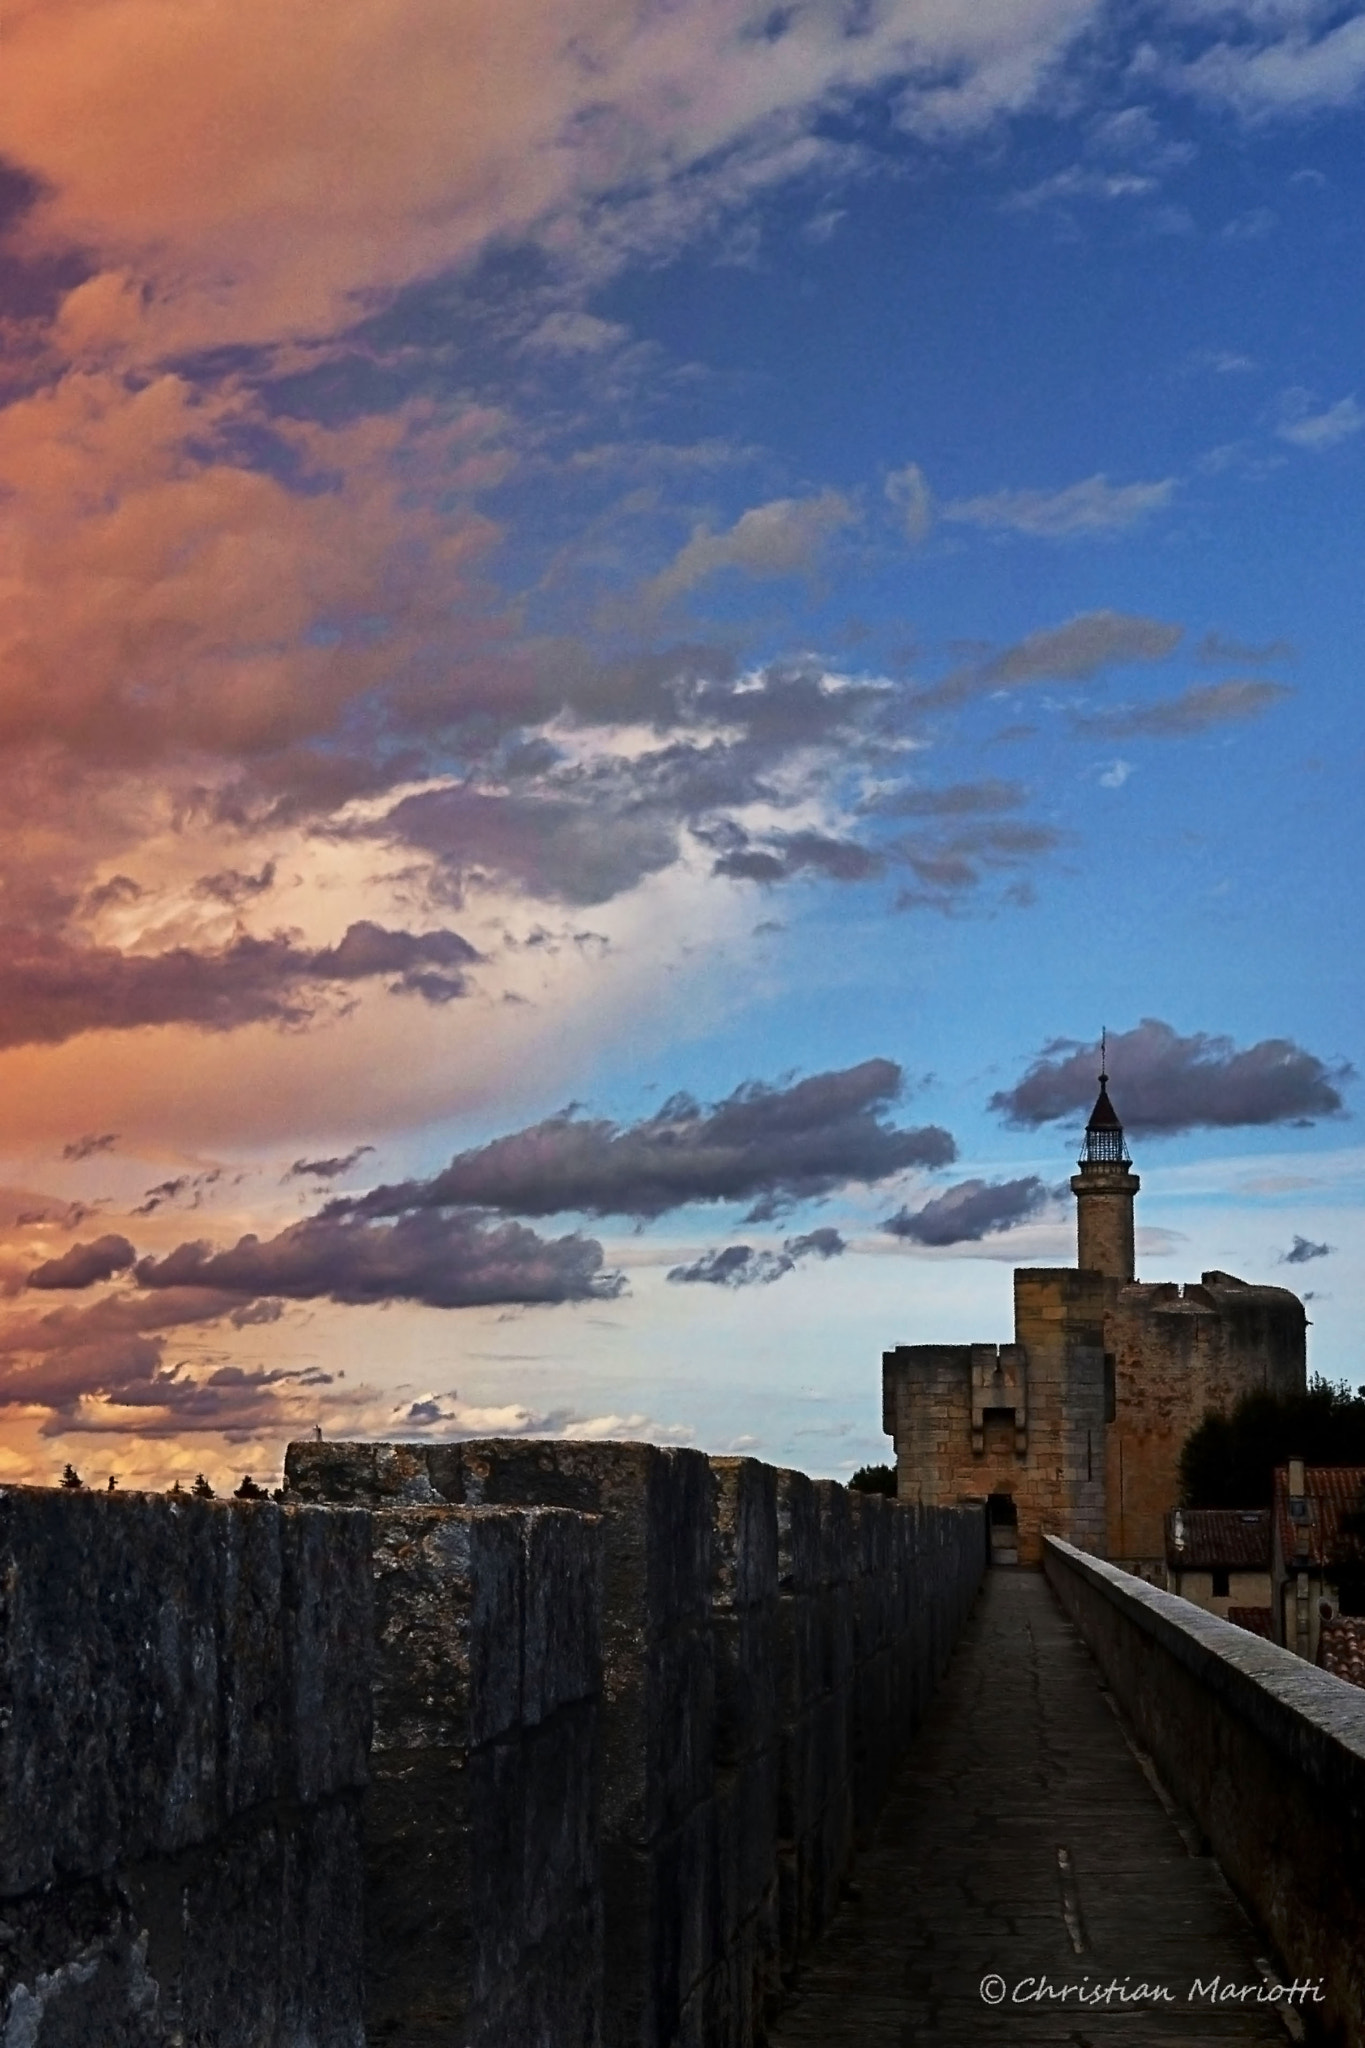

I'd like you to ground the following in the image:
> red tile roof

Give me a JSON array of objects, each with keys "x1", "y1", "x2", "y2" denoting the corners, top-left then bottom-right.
[
  {"x1": 1272, "y1": 1465, "x2": 1365, "y2": 1572},
  {"x1": 1227, "y1": 1606, "x2": 1273, "y2": 1639},
  {"x1": 1164, "y1": 1508, "x2": 1269, "y2": 1570},
  {"x1": 1317, "y1": 1617, "x2": 1365, "y2": 1690}
]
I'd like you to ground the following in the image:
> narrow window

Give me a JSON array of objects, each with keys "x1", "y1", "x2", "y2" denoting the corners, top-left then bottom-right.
[{"x1": 1211, "y1": 1567, "x2": 1229, "y2": 1598}]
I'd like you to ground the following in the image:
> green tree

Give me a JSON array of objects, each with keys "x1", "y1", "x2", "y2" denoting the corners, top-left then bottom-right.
[
  {"x1": 849, "y1": 1463, "x2": 897, "y2": 1497},
  {"x1": 1179, "y1": 1377, "x2": 1365, "y2": 1508}
]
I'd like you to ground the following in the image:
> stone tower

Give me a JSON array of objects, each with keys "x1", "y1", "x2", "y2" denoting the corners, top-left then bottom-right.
[{"x1": 1070, "y1": 1058, "x2": 1140, "y2": 1282}]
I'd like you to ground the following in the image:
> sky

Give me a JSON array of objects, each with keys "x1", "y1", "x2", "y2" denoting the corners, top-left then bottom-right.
[{"x1": 0, "y1": 0, "x2": 1361, "y2": 1491}]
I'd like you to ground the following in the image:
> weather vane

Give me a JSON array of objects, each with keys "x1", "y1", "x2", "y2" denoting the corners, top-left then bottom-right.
[{"x1": 1099, "y1": 1025, "x2": 1107, "y2": 1085}]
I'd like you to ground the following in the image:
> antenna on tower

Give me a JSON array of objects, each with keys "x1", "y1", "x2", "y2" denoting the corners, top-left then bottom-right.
[{"x1": 1099, "y1": 1026, "x2": 1107, "y2": 1085}]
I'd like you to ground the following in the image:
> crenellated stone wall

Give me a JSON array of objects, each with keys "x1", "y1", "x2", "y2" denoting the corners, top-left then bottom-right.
[
  {"x1": 0, "y1": 1447, "x2": 985, "y2": 2047},
  {"x1": 285, "y1": 1437, "x2": 987, "y2": 2048}
]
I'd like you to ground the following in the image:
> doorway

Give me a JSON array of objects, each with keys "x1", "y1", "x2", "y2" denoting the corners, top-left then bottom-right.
[{"x1": 987, "y1": 1492, "x2": 1019, "y2": 1567}]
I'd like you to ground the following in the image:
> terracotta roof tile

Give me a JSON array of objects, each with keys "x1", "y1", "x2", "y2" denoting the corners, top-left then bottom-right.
[{"x1": 1164, "y1": 1508, "x2": 1269, "y2": 1570}]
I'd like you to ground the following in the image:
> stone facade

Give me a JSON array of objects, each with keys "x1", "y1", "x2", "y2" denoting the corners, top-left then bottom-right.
[{"x1": 883, "y1": 1081, "x2": 1307, "y2": 1570}]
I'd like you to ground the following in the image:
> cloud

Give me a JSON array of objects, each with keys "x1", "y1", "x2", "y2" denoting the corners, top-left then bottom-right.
[
  {"x1": 643, "y1": 491, "x2": 858, "y2": 609},
  {"x1": 1281, "y1": 1234, "x2": 1332, "y2": 1265},
  {"x1": 380, "y1": 785, "x2": 682, "y2": 908},
  {"x1": 285, "y1": 1146, "x2": 375, "y2": 1182},
  {"x1": 1098, "y1": 760, "x2": 1132, "y2": 788},
  {"x1": 133, "y1": 1171, "x2": 222, "y2": 1219},
  {"x1": 1172, "y1": 12, "x2": 1365, "y2": 118},
  {"x1": 881, "y1": 1176, "x2": 1053, "y2": 1246},
  {"x1": 944, "y1": 474, "x2": 1176, "y2": 538},
  {"x1": 1072, "y1": 678, "x2": 1292, "y2": 737},
  {"x1": 62, "y1": 1132, "x2": 120, "y2": 1162},
  {"x1": 0, "y1": 0, "x2": 1106, "y2": 356},
  {"x1": 667, "y1": 1225, "x2": 846, "y2": 1288},
  {"x1": 920, "y1": 610, "x2": 1183, "y2": 711},
  {"x1": 27, "y1": 1235, "x2": 138, "y2": 1291},
  {"x1": 0, "y1": 920, "x2": 480, "y2": 1051},
  {"x1": 711, "y1": 829, "x2": 885, "y2": 885},
  {"x1": 1195, "y1": 632, "x2": 1294, "y2": 664},
  {"x1": 1004, "y1": 166, "x2": 1157, "y2": 210},
  {"x1": 991, "y1": 1018, "x2": 1351, "y2": 1133},
  {"x1": 1276, "y1": 393, "x2": 1365, "y2": 449},
  {"x1": 860, "y1": 778, "x2": 1027, "y2": 818},
  {"x1": 885, "y1": 463, "x2": 933, "y2": 543},
  {"x1": 341, "y1": 1059, "x2": 956, "y2": 1222},
  {"x1": 134, "y1": 1209, "x2": 622, "y2": 1309}
]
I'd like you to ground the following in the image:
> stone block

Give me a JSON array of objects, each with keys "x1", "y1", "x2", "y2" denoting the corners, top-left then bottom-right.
[{"x1": 370, "y1": 1507, "x2": 524, "y2": 1753}]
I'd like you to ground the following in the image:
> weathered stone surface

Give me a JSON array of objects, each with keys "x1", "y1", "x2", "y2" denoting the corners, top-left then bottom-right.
[
  {"x1": 1046, "y1": 1535, "x2": 1365, "y2": 2048},
  {"x1": 0, "y1": 1487, "x2": 372, "y2": 2045},
  {"x1": 361, "y1": 1501, "x2": 604, "y2": 2047}
]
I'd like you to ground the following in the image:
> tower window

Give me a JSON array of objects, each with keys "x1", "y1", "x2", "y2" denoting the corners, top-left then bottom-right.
[{"x1": 1211, "y1": 1567, "x2": 1230, "y2": 1598}]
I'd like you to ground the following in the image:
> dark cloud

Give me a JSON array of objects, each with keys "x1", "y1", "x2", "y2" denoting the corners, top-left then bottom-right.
[
  {"x1": 712, "y1": 829, "x2": 885, "y2": 885},
  {"x1": 1071, "y1": 679, "x2": 1290, "y2": 739},
  {"x1": 62, "y1": 1132, "x2": 120, "y2": 1162},
  {"x1": 134, "y1": 1209, "x2": 622, "y2": 1309},
  {"x1": 882, "y1": 1177, "x2": 1053, "y2": 1246},
  {"x1": 341, "y1": 1060, "x2": 955, "y2": 1222},
  {"x1": 381, "y1": 785, "x2": 681, "y2": 907},
  {"x1": 1282, "y1": 1235, "x2": 1332, "y2": 1265},
  {"x1": 860, "y1": 779, "x2": 1027, "y2": 819},
  {"x1": 667, "y1": 1225, "x2": 846, "y2": 1288},
  {"x1": 133, "y1": 1171, "x2": 222, "y2": 1218},
  {"x1": 991, "y1": 1019, "x2": 1351, "y2": 1133},
  {"x1": 920, "y1": 611, "x2": 1182, "y2": 708},
  {"x1": 285, "y1": 1145, "x2": 375, "y2": 1182},
  {"x1": 193, "y1": 861, "x2": 278, "y2": 905},
  {"x1": 27, "y1": 1235, "x2": 137, "y2": 1291},
  {"x1": 0, "y1": 920, "x2": 481, "y2": 1049}
]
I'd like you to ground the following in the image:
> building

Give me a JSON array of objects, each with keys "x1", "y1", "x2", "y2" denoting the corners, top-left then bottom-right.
[
  {"x1": 1163, "y1": 1507, "x2": 1272, "y2": 1635},
  {"x1": 882, "y1": 1066, "x2": 1307, "y2": 1570},
  {"x1": 1271, "y1": 1460, "x2": 1365, "y2": 1663}
]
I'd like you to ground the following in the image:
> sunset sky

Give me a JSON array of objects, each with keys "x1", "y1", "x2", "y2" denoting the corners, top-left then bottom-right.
[{"x1": 0, "y1": 0, "x2": 1362, "y2": 1490}]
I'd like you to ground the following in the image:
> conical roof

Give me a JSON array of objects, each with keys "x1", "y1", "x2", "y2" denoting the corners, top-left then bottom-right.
[{"x1": 1087, "y1": 1078, "x2": 1122, "y2": 1132}]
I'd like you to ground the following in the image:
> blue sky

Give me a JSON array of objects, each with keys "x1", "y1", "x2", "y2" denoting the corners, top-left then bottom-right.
[{"x1": 0, "y1": 0, "x2": 1360, "y2": 1484}]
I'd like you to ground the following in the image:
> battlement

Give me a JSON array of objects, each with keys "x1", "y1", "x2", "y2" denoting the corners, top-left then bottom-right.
[{"x1": 0, "y1": 1445, "x2": 986, "y2": 2046}]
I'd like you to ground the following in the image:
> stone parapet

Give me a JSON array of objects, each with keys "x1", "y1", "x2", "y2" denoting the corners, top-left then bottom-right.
[
  {"x1": 0, "y1": 1486, "x2": 372, "y2": 2045},
  {"x1": 287, "y1": 1437, "x2": 987, "y2": 2047},
  {"x1": 1044, "y1": 1534, "x2": 1365, "y2": 2048}
]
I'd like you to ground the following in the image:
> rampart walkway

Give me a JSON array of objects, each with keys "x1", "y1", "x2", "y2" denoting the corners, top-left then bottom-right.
[{"x1": 772, "y1": 1570, "x2": 1289, "y2": 2045}]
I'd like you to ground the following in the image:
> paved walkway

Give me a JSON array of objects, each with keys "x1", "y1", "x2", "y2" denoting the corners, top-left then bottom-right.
[{"x1": 771, "y1": 1571, "x2": 1292, "y2": 2045}]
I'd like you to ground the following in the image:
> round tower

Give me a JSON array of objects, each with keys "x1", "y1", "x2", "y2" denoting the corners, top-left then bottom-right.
[{"x1": 1070, "y1": 1051, "x2": 1140, "y2": 1282}]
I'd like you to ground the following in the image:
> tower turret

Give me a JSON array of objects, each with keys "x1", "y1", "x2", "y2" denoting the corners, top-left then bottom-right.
[{"x1": 1070, "y1": 1042, "x2": 1140, "y2": 1281}]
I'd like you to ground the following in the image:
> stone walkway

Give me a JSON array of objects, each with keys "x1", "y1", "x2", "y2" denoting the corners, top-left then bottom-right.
[{"x1": 771, "y1": 1570, "x2": 1293, "y2": 2045}]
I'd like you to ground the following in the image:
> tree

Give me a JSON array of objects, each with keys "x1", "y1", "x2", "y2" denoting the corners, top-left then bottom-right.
[
  {"x1": 849, "y1": 1463, "x2": 897, "y2": 1497},
  {"x1": 1180, "y1": 1378, "x2": 1365, "y2": 1508},
  {"x1": 191, "y1": 1474, "x2": 215, "y2": 1500},
  {"x1": 233, "y1": 1476, "x2": 264, "y2": 1500},
  {"x1": 59, "y1": 1464, "x2": 84, "y2": 1490}
]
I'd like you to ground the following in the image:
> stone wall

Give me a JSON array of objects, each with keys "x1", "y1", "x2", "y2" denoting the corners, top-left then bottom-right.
[
  {"x1": 1104, "y1": 1273, "x2": 1305, "y2": 1566},
  {"x1": 286, "y1": 1437, "x2": 987, "y2": 2048},
  {"x1": 0, "y1": 1486, "x2": 373, "y2": 2046},
  {"x1": 1044, "y1": 1533, "x2": 1365, "y2": 2048}
]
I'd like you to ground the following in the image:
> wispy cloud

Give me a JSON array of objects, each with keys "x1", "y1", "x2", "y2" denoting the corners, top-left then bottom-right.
[
  {"x1": 944, "y1": 474, "x2": 1176, "y2": 539},
  {"x1": 1071, "y1": 678, "x2": 1292, "y2": 738},
  {"x1": 1276, "y1": 392, "x2": 1365, "y2": 449}
]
